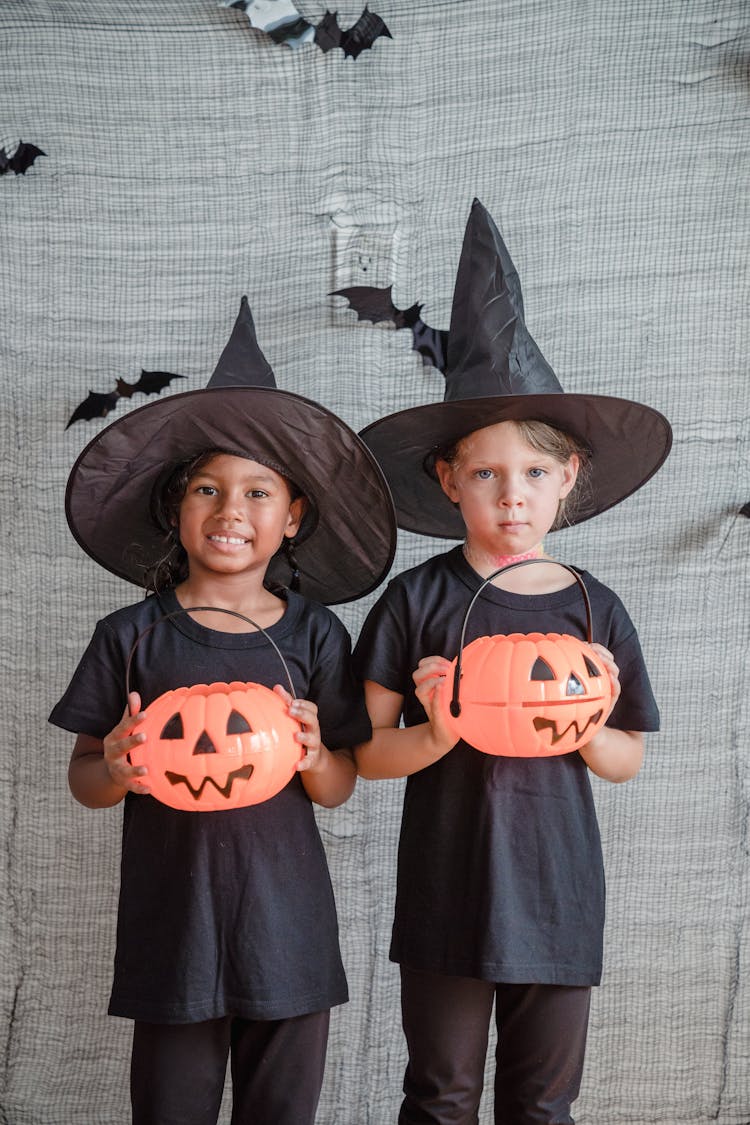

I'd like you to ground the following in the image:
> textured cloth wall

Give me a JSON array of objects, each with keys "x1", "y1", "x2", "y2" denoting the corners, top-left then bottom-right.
[{"x1": 1, "y1": 1, "x2": 748, "y2": 1122}]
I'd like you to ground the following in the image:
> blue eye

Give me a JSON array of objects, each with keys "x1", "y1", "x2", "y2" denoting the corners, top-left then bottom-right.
[
  {"x1": 474, "y1": 469, "x2": 493, "y2": 480},
  {"x1": 528, "y1": 468, "x2": 546, "y2": 479}
]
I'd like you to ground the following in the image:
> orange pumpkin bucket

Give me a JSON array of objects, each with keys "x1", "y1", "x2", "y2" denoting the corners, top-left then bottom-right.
[
  {"x1": 126, "y1": 607, "x2": 302, "y2": 811},
  {"x1": 438, "y1": 561, "x2": 613, "y2": 758}
]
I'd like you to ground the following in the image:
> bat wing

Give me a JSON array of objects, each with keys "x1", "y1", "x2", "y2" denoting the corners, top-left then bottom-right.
[
  {"x1": 410, "y1": 320, "x2": 449, "y2": 373},
  {"x1": 66, "y1": 390, "x2": 120, "y2": 428},
  {"x1": 0, "y1": 141, "x2": 45, "y2": 176},
  {"x1": 331, "y1": 285, "x2": 402, "y2": 324},
  {"x1": 333, "y1": 286, "x2": 448, "y2": 372},
  {"x1": 341, "y1": 6, "x2": 392, "y2": 58},
  {"x1": 314, "y1": 11, "x2": 344, "y2": 52},
  {"x1": 741, "y1": 503, "x2": 750, "y2": 518},
  {"x1": 118, "y1": 370, "x2": 185, "y2": 398}
]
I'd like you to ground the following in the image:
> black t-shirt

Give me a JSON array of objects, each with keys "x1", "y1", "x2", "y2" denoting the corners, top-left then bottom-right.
[
  {"x1": 353, "y1": 547, "x2": 660, "y2": 986},
  {"x1": 50, "y1": 588, "x2": 369, "y2": 1024}
]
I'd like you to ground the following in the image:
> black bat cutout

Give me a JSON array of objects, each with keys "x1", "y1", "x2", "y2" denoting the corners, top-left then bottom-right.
[
  {"x1": 741, "y1": 503, "x2": 750, "y2": 518},
  {"x1": 332, "y1": 285, "x2": 448, "y2": 372},
  {"x1": 0, "y1": 141, "x2": 45, "y2": 176},
  {"x1": 66, "y1": 370, "x2": 185, "y2": 428},
  {"x1": 315, "y1": 7, "x2": 392, "y2": 57}
]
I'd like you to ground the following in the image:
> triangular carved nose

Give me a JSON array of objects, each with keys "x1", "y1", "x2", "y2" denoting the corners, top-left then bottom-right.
[{"x1": 193, "y1": 731, "x2": 217, "y2": 755}]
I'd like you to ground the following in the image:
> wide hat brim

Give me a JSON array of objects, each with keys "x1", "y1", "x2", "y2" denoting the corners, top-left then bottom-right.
[
  {"x1": 360, "y1": 392, "x2": 672, "y2": 538},
  {"x1": 66, "y1": 386, "x2": 396, "y2": 604}
]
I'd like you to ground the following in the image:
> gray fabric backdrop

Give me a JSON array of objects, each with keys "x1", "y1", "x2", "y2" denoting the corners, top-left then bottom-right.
[{"x1": 1, "y1": 1, "x2": 748, "y2": 1121}]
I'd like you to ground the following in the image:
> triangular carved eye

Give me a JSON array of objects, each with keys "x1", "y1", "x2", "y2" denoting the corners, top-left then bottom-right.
[
  {"x1": 530, "y1": 656, "x2": 555, "y2": 681},
  {"x1": 566, "y1": 674, "x2": 585, "y2": 696},
  {"x1": 583, "y1": 655, "x2": 602, "y2": 678},
  {"x1": 227, "y1": 710, "x2": 252, "y2": 735},
  {"x1": 160, "y1": 713, "x2": 184, "y2": 739}
]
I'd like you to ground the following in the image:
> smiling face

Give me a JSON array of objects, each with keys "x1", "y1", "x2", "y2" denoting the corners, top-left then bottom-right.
[
  {"x1": 435, "y1": 420, "x2": 579, "y2": 561},
  {"x1": 176, "y1": 453, "x2": 304, "y2": 584}
]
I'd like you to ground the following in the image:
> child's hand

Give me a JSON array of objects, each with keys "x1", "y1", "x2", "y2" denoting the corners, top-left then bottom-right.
[
  {"x1": 102, "y1": 692, "x2": 151, "y2": 795},
  {"x1": 413, "y1": 655, "x2": 459, "y2": 755},
  {"x1": 273, "y1": 685, "x2": 323, "y2": 773},
  {"x1": 590, "y1": 643, "x2": 621, "y2": 719}
]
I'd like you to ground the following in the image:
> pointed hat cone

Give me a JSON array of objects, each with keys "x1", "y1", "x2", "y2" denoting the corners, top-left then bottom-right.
[
  {"x1": 360, "y1": 200, "x2": 671, "y2": 537},
  {"x1": 445, "y1": 198, "x2": 562, "y2": 400},
  {"x1": 207, "y1": 295, "x2": 276, "y2": 389}
]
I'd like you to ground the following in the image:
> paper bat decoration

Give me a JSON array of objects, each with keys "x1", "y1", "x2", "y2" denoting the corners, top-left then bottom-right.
[
  {"x1": 0, "y1": 140, "x2": 45, "y2": 176},
  {"x1": 66, "y1": 370, "x2": 185, "y2": 428},
  {"x1": 740, "y1": 503, "x2": 750, "y2": 518},
  {"x1": 315, "y1": 7, "x2": 392, "y2": 57},
  {"x1": 222, "y1": 1, "x2": 391, "y2": 56},
  {"x1": 331, "y1": 285, "x2": 449, "y2": 372}
]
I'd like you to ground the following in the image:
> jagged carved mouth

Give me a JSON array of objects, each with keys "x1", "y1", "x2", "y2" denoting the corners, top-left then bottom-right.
[
  {"x1": 532, "y1": 710, "x2": 603, "y2": 746},
  {"x1": 164, "y1": 763, "x2": 255, "y2": 800}
]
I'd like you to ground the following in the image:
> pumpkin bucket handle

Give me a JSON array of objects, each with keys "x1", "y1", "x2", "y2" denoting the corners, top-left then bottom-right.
[
  {"x1": 449, "y1": 560, "x2": 594, "y2": 719},
  {"x1": 125, "y1": 606, "x2": 297, "y2": 701}
]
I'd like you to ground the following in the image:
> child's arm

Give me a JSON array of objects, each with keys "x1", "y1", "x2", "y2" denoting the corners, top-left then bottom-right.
[
  {"x1": 68, "y1": 692, "x2": 150, "y2": 808},
  {"x1": 577, "y1": 643, "x2": 644, "y2": 783},
  {"x1": 275, "y1": 687, "x2": 357, "y2": 808},
  {"x1": 578, "y1": 728, "x2": 644, "y2": 783},
  {"x1": 354, "y1": 657, "x2": 458, "y2": 780}
]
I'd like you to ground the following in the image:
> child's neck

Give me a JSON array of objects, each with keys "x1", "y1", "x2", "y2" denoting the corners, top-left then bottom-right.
[
  {"x1": 462, "y1": 540, "x2": 578, "y2": 594},
  {"x1": 173, "y1": 572, "x2": 286, "y2": 632},
  {"x1": 462, "y1": 540, "x2": 544, "y2": 576}
]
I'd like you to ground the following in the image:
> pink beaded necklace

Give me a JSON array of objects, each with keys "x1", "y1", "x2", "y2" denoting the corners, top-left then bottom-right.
[{"x1": 462, "y1": 541, "x2": 544, "y2": 572}]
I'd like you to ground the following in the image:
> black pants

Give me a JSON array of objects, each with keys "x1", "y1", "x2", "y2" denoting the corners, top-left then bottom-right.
[
  {"x1": 399, "y1": 967, "x2": 591, "y2": 1125},
  {"x1": 130, "y1": 1010, "x2": 330, "y2": 1125}
]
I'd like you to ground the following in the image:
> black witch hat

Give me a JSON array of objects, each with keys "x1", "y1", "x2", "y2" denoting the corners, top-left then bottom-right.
[
  {"x1": 360, "y1": 200, "x2": 672, "y2": 538},
  {"x1": 65, "y1": 297, "x2": 396, "y2": 604}
]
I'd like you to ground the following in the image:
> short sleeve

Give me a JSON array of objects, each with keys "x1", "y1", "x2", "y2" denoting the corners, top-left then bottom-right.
[
  {"x1": 309, "y1": 612, "x2": 371, "y2": 750},
  {"x1": 48, "y1": 619, "x2": 130, "y2": 739},
  {"x1": 601, "y1": 599, "x2": 660, "y2": 733},
  {"x1": 352, "y1": 579, "x2": 413, "y2": 696}
]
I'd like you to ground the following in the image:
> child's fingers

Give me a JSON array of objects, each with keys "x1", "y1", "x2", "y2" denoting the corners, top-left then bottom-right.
[
  {"x1": 294, "y1": 724, "x2": 322, "y2": 771},
  {"x1": 295, "y1": 743, "x2": 321, "y2": 771},
  {"x1": 413, "y1": 655, "x2": 453, "y2": 687},
  {"x1": 289, "y1": 698, "x2": 319, "y2": 729},
  {"x1": 590, "y1": 643, "x2": 619, "y2": 682},
  {"x1": 109, "y1": 702, "x2": 146, "y2": 740},
  {"x1": 590, "y1": 643, "x2": 621, "y2": 710},
  {"x1": 103, "y1": 702, "x2": 149, "y2": 792},
  {"x1": 106, "y1": 753, "x2": 150, "y2": 794},
  {"x1": 273, "y1": 683, "x2": 293, "y2": 706}
]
